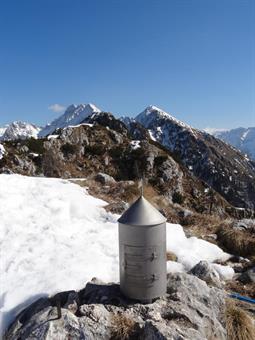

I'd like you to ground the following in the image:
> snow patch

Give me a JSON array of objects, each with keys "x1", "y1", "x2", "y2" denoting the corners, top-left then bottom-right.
[
  {"x1": 130, "y1": 140, "x2": 141, "y2": 150},
  {"x1": 0, "y1": 143, "x2": 5, "y2": 159}
]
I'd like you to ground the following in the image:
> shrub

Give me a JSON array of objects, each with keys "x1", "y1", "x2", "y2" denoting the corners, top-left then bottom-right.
[
  {"x1": 26, "y1": 138, "x2": 44, "y2": 154},
  {"x1": 84, "y1": 144, "x2": 105, "y2": 156},
  {"x1": 154, "y1": 154, "x2": 168, "y2": 166},
  {"x1": 60, "y1": 143, "x2": 78, "y2": 157},
  {"x1": 225, "y1": 300, "x2": 255, "y2": 340},
  {"x1": 111, "y1": 313, "x2": 136, "y2": 340},
  {"x1": 109, "y1": 146, "x2": 124, "y2": 159},
  {"x1": 172, "y1": 191, "x2": 185, "y2": 205}
]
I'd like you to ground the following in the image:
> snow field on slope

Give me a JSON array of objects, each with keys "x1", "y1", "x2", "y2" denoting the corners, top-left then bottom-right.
[{"x1": 0, "y1": 175, "x2": 233, "y2": 333}]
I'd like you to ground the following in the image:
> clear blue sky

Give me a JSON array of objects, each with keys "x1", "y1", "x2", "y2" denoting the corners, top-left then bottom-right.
[{"x1": 0, "y1": 0, "x2": 254, "y2": 129}]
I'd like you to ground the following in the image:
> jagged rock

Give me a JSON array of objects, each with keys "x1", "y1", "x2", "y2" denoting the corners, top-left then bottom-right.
[
  {"x1": 5, "y1": 273, "x2": 227, "y2": 340},
  {"x1": 238, "y1": 266, "x2": 255, "y2": 284},
  {"x1": 188, "y1": 261, "x2": 222, "y2": 288},
  {"x1": 95, "y1": 172, "x2": 116, "y2": 185}
]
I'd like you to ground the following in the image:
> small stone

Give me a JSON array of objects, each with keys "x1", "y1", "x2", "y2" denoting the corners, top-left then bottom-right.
[{"x1": 95, "y1": 172, "x2": 116, "y2": 185}]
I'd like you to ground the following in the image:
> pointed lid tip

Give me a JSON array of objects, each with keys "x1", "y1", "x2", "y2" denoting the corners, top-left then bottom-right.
[{"x1": 118, "y1": 195, "x2": 167, "y2": 226}]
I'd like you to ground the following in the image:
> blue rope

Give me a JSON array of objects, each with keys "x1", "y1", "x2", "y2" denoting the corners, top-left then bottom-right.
[{"x1": 229, "y1": 293, "x2": 255, "y2": 305}]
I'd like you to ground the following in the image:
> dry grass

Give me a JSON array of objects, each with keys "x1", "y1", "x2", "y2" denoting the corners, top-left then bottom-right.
[
  {"x1": 166, "y1": 251, "x2": 177, "y2": 262},
  {"x1": 217, "y1": 227, "x2": 255, "y2": 257},
  {"x1": 111, "y1": 313, "x2": 136, "y2": 340},
  {"x1": 225, "y1": 300, "x2": 255, "y2": 340}
]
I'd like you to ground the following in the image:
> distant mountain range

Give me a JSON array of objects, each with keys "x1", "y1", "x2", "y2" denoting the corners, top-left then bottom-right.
[
  {"x1": 1, "y1": 105, "x2": 254, "y2": 163},
  {"x1": 205, "y1": 127, "x2": 255, "y2": 161},
  {"x1": 1, "y1": 103, "x2": 255, "y2": 212}
]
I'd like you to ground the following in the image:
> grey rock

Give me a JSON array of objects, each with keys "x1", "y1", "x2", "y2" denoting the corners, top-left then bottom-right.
[
  {"x1": 5, "y1": 274, "x2": 227, "y2": 340},
  {"x1": 238, "y1": 266, "x2": 255, "y2": 283},
  {"x1": 19, "y1": 145, "x2": 29, "y2": 153},
  {"x1": 188, "y1": 261, "x2": 222, "y2": 288},
  {"x1": 166, "y1": 273, "x2": 226, "y2": 339},
  {"x1": 95, "y1": 172, "x2": 116, "y2": 185}
]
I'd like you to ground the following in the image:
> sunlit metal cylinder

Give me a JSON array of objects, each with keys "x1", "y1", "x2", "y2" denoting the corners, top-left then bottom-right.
[{"x1": 118, "y1": 196, "x2": 167, "y2": 303}]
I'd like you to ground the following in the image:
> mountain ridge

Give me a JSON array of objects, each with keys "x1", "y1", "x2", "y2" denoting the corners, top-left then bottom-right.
[
  {"x1": 0, "y1": 121, "x2": 41, "y2": 141},
  {"x1": 206, "y1": 127, "x2": 255, "y2": 161}
]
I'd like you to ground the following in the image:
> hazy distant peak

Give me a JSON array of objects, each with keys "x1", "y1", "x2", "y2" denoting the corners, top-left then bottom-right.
[
  {"x1": 39, "y1": 103, "x2": 101, "y2": 137},
  {"x1": 0, "y1": 121, "x2": 40, "y2": 141}
]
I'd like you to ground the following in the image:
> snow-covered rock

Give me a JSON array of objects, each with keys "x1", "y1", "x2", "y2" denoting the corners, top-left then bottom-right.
[
  {"x1": 0, "y1": 143, "x2": 5, "y2": 160},
  {"x1": 207, "y1": 127, "x2": 255, "y2": 161},
  {"x1": 0, "y1": 121, "x2": 41, "y2": 141},
  {"x1": 0, "y1": 174, "x2": 233, "y2": 334},
  {"x1": 39, "y1": 103, "x2": 101, "y2": 137}
]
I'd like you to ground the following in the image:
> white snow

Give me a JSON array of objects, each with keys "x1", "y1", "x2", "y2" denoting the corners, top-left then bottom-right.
[
  {"x1": 0, "y1": 143, "x2": 5, "y2": 159},
  {"x1": 148, "y1": 129, "x2": 157, "y2": 141},
  {"x1": 166, "y1": 223, "x2": 231, "y2": 272},
  {"x1": 211, "y1": 263, "x2": 235, "y2": 280},
  {"x1": 130, "y1": 140, "x2": 141, "y2": 150},
  {"x1": 0, "y1": 125, "x2": 9, "y2": 138},
  {"x1": 204, "y1": 128, "x2": 229, "y2": 136},
  {"x1": 0, "y1": 175, "x2": 234, "y2": 334},
  {"x1": 167, "y1": 261, "x2": 185, "y2": 273},
  {"x1": 47, "y1": 134, "x2": 59, "y2": 139}
]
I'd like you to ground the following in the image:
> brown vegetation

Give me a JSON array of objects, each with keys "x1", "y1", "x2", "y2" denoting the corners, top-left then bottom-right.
[
  {"x1": 111, "y1": 313, "x2": 137, "y2": 340},
  {"x1": 225, "y1": 300, "x2": 255, "y2": 340},
  {"x1": 166, "y1": 251, "x2": 177, "y2": 262},
  {"x1": 217, "y1": 227, "x2": 255, "y2": 257}
]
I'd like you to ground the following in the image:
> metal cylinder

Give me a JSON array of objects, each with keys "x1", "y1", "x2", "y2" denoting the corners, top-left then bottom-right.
[{"x1": 118, "y1": 196, "x2": 167, "y2": 303}]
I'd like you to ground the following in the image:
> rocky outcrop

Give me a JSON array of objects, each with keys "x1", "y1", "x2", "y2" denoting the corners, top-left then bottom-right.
[{"x1": 5, "y1": 273, "x2": 227, "y2": 340}]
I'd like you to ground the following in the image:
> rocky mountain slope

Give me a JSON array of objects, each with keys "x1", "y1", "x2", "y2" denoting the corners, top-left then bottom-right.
[
  {"x1": 1, "y1": 105, "x2": 255, "y2": 213},
  {"x1": 0, "y1": 121, "x2": 40, "y2": 141},
  {"x1": 206, "y1": 127, "x2": 255, "y2": 161},
  {"x1": 39, "y1": 103, "x2": 101, "y2": 137},
  {"x1": 0, "y1": 112, "x2": 236, "y2": 218},
  {"x1": 132, "y1": 106, "x2": 255, "y2": 210}
]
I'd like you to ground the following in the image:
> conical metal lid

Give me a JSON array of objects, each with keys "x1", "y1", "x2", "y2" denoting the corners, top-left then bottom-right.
[{"x1": 118, "y1": 196, "x2": 167, "y2": 226}]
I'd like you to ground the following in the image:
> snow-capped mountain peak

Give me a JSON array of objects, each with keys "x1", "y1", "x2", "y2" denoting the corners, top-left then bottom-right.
[
  {"x1": 0, "y1": 121, "x2": 41, "y2": 141},
  {"x1": 39, "y1": 103, "x2": 101, "y2": 137},
  {"x1": 136, "y1": 105, "x2": 191, "y2": 130}
]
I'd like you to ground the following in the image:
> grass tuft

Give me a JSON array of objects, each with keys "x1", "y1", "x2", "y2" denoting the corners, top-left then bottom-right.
[
  {"x1": 225, "y1": 300, "x2": 255, "y2": 340},
  {"x1": 217, "y1": 228, "x2": 255, "y2": 257},
  {"x1": 166, "y1": 251, "x2": 177, "y2": 262},
  {"x1": 111, "y1": 312, "x2": 137, "y2": 340}
]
